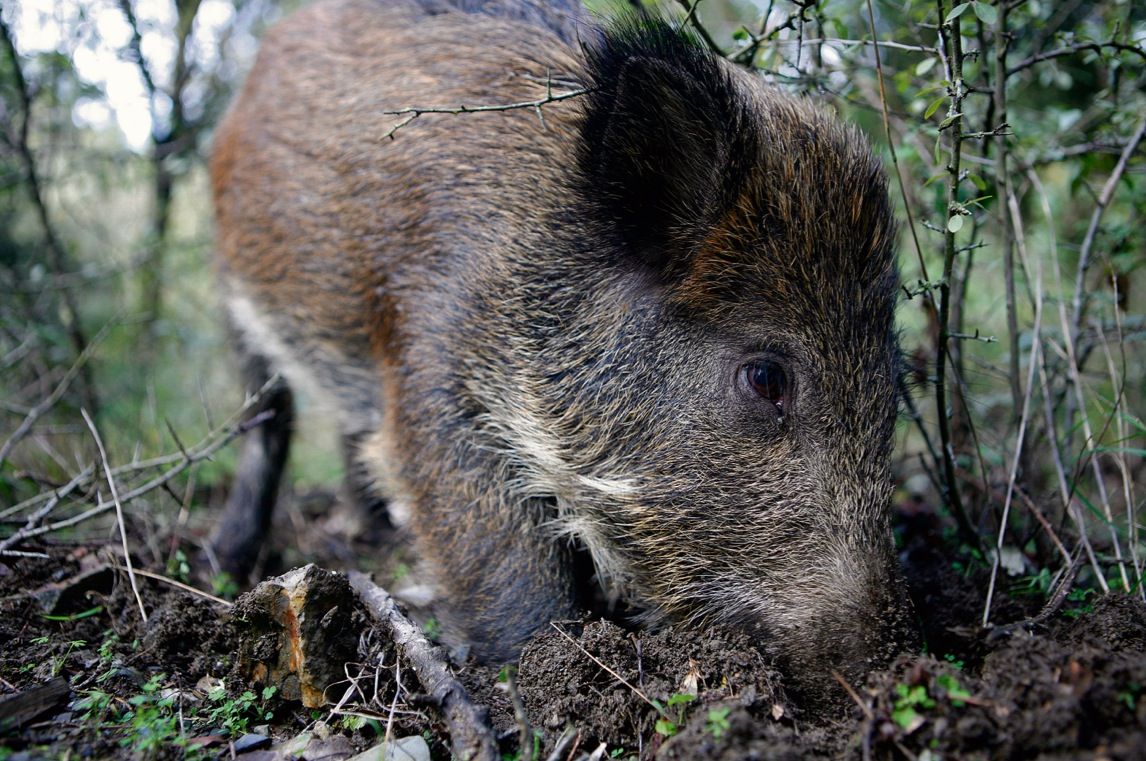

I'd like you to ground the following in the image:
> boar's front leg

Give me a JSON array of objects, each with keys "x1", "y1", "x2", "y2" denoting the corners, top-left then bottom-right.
[
  {"x1": 209, "y1": 346, "x2": 293, "y2": 581},
  {"x1": 415, "y1": 473, "x2": 581, "y2": 662}
]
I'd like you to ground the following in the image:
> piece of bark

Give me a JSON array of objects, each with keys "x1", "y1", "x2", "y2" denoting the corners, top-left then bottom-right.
[
  {"x1": 232, "y1": 564, "x2": 360, "y2": 708},
  {"x1": 348, "y1": 572, "x2": 498, "y2": 761},
  {"x1": 0, "y1": 678, "x2": 69, "y2": 732}
]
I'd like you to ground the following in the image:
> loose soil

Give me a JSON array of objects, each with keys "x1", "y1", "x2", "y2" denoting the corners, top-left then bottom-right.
[{"x1": 1, "y1": 488, "x2": 1143, "y2": 760}]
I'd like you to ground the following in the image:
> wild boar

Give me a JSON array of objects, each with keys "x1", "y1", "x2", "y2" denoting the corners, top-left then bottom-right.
[{"x1": 209, "y1": 0, "x2": 916, "y2": 689}]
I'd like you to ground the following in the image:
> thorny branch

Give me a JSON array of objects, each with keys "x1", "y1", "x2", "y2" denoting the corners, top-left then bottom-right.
[
  {"x1": 381, "y1": 79, "x2": 591, "y2": 140},
  {"x1": 0, "y1": 377, "x2": 282, "y2": 555},
  {"x1": 1007, "y1": 37, "x2": 1146, "y2": 76},
  {"x1": 933, "y1": 0, "x2": 976, "y2": 549}
]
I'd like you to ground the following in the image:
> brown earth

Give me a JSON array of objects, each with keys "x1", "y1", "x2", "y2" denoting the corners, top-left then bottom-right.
[{"x1": 1, "y1": 489, "x2": 1143, "y2": 760}]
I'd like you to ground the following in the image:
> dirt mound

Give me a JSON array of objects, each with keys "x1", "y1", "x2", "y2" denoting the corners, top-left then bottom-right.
[{"x1": 3, "y1": 525, "x2": 1144, "y2": 760}]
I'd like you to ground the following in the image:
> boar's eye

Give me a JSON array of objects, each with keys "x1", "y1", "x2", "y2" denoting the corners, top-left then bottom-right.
[{"x1": 743, "y1": 360, "x2": 788, "y2": 411}]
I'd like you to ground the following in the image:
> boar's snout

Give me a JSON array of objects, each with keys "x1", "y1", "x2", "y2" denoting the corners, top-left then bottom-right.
[{"x1": 750, "y1": 544, "x2": 919, "y2": 706}]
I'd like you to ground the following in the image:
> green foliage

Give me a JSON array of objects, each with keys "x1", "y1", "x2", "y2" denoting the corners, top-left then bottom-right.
[
  {"x1": 1062, "y1": 588, "x2": 1097, "y2": 619},
  {"x1": 935, "y1": 673, "x2": 971, "y2": 707},
  {"x1": 337, "y1": 714, "x2": 367, "y2": 731},
  {"x1": 651, "y1": 691, "x2": 696, "y2": 738},
  {"x1": 892, "y1": 683, "x2": 936, "y2": 731},
  {"x1": 167, "y1": 549, "x2": 192, "y2": 583},
  {"x1": 1116, "y1": 682, "x2": 1141, "y2": 711},
  {"x1": 893, "y1": 672, "x2": 973, "y2": 731},
  {"x1": 705, "y1": 707, "x2": 732, "y2": 740},
  {"x1": 206, "y1": 684, "x2": 278, "y2": 737},
  {"x1": 122, "y1": 673, "x2": 185, "y2": 755}
]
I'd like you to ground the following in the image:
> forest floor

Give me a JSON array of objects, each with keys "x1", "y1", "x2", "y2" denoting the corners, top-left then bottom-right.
[{"x1": 1, "y1": 487, "x2": 1144, "y2": 761}]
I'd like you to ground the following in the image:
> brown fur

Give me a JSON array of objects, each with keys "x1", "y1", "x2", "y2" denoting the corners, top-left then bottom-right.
[{"x1": 210, "y1": 0, "x2": 916, "y2": 695}]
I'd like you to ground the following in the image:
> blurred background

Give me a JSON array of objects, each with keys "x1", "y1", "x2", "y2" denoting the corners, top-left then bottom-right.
[{"x1": 1, "y1": 0, "x2": 1143, "y2": 601}]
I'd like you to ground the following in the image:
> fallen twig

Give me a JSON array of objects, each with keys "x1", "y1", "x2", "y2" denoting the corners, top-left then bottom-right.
[
  {"x1": 348, "y1": 572, "x2": 498, "y2": 761},
  {"x1": 81, "y1": 408, "x2": 147, "y2": 623},
  {"x1": 109, "y1": 564, "x2": 231, "y2": 608}
]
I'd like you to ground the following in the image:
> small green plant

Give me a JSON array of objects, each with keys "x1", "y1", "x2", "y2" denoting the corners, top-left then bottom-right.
[
  {"x1": 652, "y1": 692, "x2": 696, "y2": 738},
  {"x1": 892, "y1": 671, "x2": 973, "y2": 732},
  {"x1": 892, "y1": 683, "x2": 935, "y2": 731},
  {"x1": 122, "y1": 673, "x2": 187, "y2": 756},
  {"x1": 705, "y1": 707, "x2": 732, "y2": 740},
  {"x1": 75, "y1": 689, "x2": 114, "y2": 723},
  {"x1": 1062, "y1": 588, "x2": 1096, "y2": 619},
  {"x1": 423, "y1": 617, "x2": 441, "y2": 639},
  {"x1": 212, "y1": 572, "x2": 239, "y2": 600},
  {"x1": 338, "y1": 714, "x2": 367, "y2": 731},
  {"x1": 1117, "y1": 682, "x2": 1141, "y2": 710},
  {"x1": 942, "y1": 653, "x2": 965, "y2": 670},
  {"x1": 207, "y1": 684, "x2": 277, "y2": 737},
  {"x1": 935, "y1": 673, "x2": 971, "y2": 707},
  {"x1": 37, "y1": 638, "x2": 87, "y2": 678},
  {"x1": 167, "y1": 549, "x2": 191, "y2": 583},
  {"x1": 1014, "y1": 568, "x2": 1052, "y2": 597}
]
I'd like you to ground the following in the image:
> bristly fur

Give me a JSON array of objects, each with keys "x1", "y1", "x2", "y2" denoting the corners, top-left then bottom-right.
[{"x1": 212, "y1": 0, "x2": 917, "y2": 701}]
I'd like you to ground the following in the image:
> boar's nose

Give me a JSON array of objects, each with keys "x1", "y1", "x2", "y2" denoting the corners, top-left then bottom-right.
[{"x1": 778, "y1": 565, "x2": 919, "y2": 709}]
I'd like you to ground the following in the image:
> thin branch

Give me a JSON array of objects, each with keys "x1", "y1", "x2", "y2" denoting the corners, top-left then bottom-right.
[
  {"x1": 991, "y1": 1, "x2": 1023, "y2": 435},
  {"x1": 82, "y1": 408, "x2": 148, "y2": 623},
  {"x1": 348, "y1": 572, "x2": 499, "y2": 761},
  {"x1": 1007, "y1": 38, "x2": 1146, "y2": 77},
  {"x1": 1069, "y1": 117, "x2": 1146, "y2": 345},
  {"x1": 983, "y1": 267, "x2": 1043, "y2": 626},
  {"x1": 1025, "y1": 167, "x2": 1108, "y2": 589},
  {"x1": 111, "y1": 564, "x2": 232, "y2": 607},
  {"x1": 864, "y1": 0, "x2": 930, "y2": 288},
  {"x1": 381, "y1": 83, "x2": 590, "y2": 140},
  {"x1": 0, "y1": 321, "x2": 112, "y2": 467},
  {"x1": 0, "y1": 379, "x2": 280, "y2": 554},
  {"x1": 549, "y1": 623, "x2": 661, "y2": 713},
  {"x1": 933, "y1": 0, "x2": 976, "y2": 547},
  {"x1": 673, "y1": 0, "x2": 725, "y2": 57}
]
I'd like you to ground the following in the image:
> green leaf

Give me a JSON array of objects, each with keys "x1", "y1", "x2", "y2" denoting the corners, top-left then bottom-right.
[
  {"x1": 972, "y1": 1, "x2": 998, "y2": 25},
  {"x1": 947, "y1": 215, "x2": 965, "y2": 233},
  {"x1": 923, "y1": 172, "x2": 947, "y2": 187},
  {"x1": 915, "y1": 57, "x2": 939, "y2": 77},
  {"x1": 892, "y1": 705, "x2": 922, "y2": 731},
  {"x1": 667, "y1": 693, "x2": 697, "y2": 707},
  {"x1": 924, "y1": 96, "x2": 946, "y2": 120},
  {"x1": 655, "y1": 718, "x2": 678, "y2": 737},
  {"x1": 945, "y1": 3, "x2": 970, "y2": 22}
]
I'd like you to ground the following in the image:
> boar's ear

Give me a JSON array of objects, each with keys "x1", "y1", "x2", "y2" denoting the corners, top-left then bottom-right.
[{"x1": 578, "y1": 30, "x2": 756, "y2": 275}]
